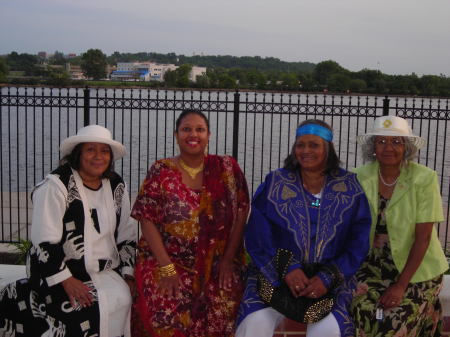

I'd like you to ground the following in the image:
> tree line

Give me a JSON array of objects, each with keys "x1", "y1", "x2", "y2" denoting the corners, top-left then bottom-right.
[{"x1": 1, "y1": 49, "x2": 449, "y2": 97}]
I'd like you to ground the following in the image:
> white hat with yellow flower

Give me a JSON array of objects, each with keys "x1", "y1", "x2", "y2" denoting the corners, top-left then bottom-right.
[{"x1": 357, "y1": 115, "x2": 426, "y2": 150}]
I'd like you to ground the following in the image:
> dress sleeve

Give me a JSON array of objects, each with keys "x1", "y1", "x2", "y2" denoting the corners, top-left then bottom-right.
[
  {"x1": 30, "y1": 177, "x2": 73, "y2": 286},
  {"x1": 116, "y1": 183, "x2": 137, "y2": 277},
  {"x1": 416, "y1": 169, "x2": 444, "y2": 224},
  {"x1": 131, "y1": 162, "x2": 165, "y2": 225},
  {"x1": 244, "y1": 174, "x2": 279, "y2": 286}
]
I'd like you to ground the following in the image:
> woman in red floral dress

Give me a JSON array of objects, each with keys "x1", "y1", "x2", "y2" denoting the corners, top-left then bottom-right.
[{"x1": 131, "y1": 109, "x2": 250, "y2": 337}]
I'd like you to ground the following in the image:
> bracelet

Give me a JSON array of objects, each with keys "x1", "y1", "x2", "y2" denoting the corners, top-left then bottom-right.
[{"x1": 159, "y1": 263, "x2": 177, "y2": 278}]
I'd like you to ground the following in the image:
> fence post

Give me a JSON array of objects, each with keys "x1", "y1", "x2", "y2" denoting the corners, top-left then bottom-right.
[
  {"x1": 382, "y1": 96, "x2": 390, "y2": 116},
  {"x1": 83, "y1": 86, "x2": 90, "y2": 126},
  {"x1": 232, "y1": 90, "x2": 240, "y2": 159}
]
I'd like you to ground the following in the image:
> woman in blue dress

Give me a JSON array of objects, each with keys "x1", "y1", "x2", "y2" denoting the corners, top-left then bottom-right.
[{"x1": 236, "y1": 119, "x2": 372, "y2": 337}]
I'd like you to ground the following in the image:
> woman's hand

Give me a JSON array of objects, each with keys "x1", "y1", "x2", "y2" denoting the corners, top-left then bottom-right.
[
  {"x1": 378, "y1": 222, "x2": 432, "y2": 310},
  {"x1": 298, "y1": 275, "x2": 327, "y2": 298},
  {"x1": 379, "y1": 282, "x2": 406, "y2": 309},
  {"x1": 285, "y1": 268, "x2": 309, "y2": 297},
  {"x1": 219, "y1": 259, "x2": 236, "y2": 290},
  {"x1": 158, "y1": 273, "x2": 182, "y2": 298},
  {"x1": 62, "y1": 276, "x2": 93, "y2": 308}
]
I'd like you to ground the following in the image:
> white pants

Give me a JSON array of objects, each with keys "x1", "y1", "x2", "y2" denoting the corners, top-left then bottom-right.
[
  {"x1": 94, "y1": 270, "x2": 132, "y2": 337},
  {"x1": 235, "y1": 307, "x2": 340, "y2": 337}
]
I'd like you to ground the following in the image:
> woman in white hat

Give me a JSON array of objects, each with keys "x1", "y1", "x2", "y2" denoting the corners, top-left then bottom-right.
[
  {"x1": 0, "y1": 125, "x2": 137, "y2": 337},
  {"x1": 351, "y1": 116, "x2": 448, "y2": 336}
]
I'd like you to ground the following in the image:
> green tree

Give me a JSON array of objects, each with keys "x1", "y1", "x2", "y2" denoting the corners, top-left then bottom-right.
[
  {"x1": 327, "y1": 73, "x2": 351, "y2": 92},
  {"x1": 355, "y1": 69, "x2": 383, "y2": 93},
  {"x1": 6, "y1": 52, "x2": 38, "y2": 75},
  {"x1": 47, "y1": 67, "x2": 70, "y2": 86},
  {"x1": 217, "y1": 72, "x2": 236, "y2": 89},
  {"x1": 0, "y1": 58, "x2": 9, "y2": 81},
  {"x1": 420, "y1": 75, "x2": 441, "y2": 96},
  {"x1": 280, "y1": 72, "x2": 299, "y2": 90},
  {"x1": 49, "y1": 51, "x2": 66, "y2": 65},
  {"x1": 298, "y1": 72, "x2": 316, "y2": 91},
  {"x1": 164, "y1": 64, "x2": 193, "y2": 87},
  {"x1": 228, "y1": 67, "x2": 248, "y2": 88},
  {"x1": 81, "y1": 49, "x2": 107, "y2": 80},
  {"x1": 247, "y1": 69, "x2": 266, "y2": 89},
  {"x1": 163, "y1": 69, "x2": 177, "y2": 87},
  {"x1": 194, "y1": 73, "x2": 210, "y2": 88},
  {"x1": 175, "y1": 64, "x2": 192, "y2": 87},
  {"x1": 373, "y1": 78, "x2": 387, "y2": 93},
  {"x1": 313, "y1": 60, "x2": 347, "y2": 85},
  {"x1": 349, "y1": 79, "x2": 367, "y2": 93}
]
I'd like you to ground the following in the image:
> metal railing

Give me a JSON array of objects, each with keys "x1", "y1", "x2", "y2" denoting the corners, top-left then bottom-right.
[{"x1": 1, "y1": 86, "x2": 449, "y2": 251}]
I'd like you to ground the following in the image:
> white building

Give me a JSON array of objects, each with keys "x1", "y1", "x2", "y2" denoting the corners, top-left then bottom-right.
[
  {"x1": 189, "y1": 66, "x2": 207, "y2": 82},
  {"x1": 149, "y1": 63, "x2": 177, "y2": 81},
  {"x1": 110, "y1": 62, "x2": 154, "y2": 81},
  {"x1": 110, "y1": 62, "x2": 206, "y2": 82}
]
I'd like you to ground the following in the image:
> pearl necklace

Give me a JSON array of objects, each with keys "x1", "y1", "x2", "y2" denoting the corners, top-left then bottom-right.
[
  {"x1": 378, "y1": 169, "x2": 399, "y2": 187},
  {"x1": 179, "y1": 158, "x2": 204, "y2": 179}
]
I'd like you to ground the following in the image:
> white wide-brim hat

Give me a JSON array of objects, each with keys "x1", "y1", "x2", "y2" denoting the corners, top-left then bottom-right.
[
  {"x1": 60, "y1": 125, "x2": 127, "y2": 160},
  {"x1": 357, "y1": 115, "x2": 426, "y2": 150}
]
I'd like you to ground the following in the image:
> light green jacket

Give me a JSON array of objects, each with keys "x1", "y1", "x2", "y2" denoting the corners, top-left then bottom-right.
[{"x1": 354, "y1": 161, "x2": 448, "y2": 283}]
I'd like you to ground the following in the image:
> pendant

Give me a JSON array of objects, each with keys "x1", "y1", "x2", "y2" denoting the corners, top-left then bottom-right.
[
  {"x1": 179, "y1": 158, "x2": 204, "y2": 179},
  {"x1": 311, "y1": 199, "x2": 321, "y2": 207}
]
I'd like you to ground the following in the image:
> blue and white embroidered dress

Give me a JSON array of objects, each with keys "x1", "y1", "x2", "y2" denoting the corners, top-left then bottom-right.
[{"x1": 238, "y1": 168, "x2": 371, "y2": 337}]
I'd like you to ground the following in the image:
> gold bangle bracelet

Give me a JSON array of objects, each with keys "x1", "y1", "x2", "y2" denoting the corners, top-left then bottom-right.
[{"x1": 159, "y1": 263, "x2": 177, "y2": 278}]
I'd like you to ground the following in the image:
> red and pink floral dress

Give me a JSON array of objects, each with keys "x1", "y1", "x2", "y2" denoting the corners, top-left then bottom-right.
[{"x1": 131, "y1": 155, "x2": 249, "y2": 337}]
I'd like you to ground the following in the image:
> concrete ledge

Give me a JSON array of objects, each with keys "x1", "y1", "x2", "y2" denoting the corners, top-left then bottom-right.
[
  {"x1": 0, "y1": 264, "x2": 27, "y2": 288},
  {"x1": 442, "y1": 274, "x2": 450, "y2": 316}
]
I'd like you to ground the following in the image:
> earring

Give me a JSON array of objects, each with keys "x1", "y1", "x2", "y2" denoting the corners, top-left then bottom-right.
[{"x1": 204, "y1": 143, "x2": 209, "y2": 155}]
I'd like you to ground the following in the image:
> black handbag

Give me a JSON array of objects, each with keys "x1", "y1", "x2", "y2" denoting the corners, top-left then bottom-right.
[{"x1": 257, "y1": 249, "x2": 336, "y2": 324}]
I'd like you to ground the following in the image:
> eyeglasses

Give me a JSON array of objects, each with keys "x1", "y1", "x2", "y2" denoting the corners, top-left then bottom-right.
[{"x1": 375, "y1": 138, "x2": 405, "y2": 148}]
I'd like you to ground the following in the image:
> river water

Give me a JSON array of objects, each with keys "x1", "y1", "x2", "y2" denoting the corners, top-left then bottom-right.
[
  {"x1": 1, "y1": 87, "x2": 449, "y2": 197},
  {"x1": 1, "y1": 87, "x2": 450, "y2": 246}
]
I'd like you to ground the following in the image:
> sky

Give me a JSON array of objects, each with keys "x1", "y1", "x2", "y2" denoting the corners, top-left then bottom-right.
[{"x1": 1, "y1": 0, "x2": 450, "y2": 76}]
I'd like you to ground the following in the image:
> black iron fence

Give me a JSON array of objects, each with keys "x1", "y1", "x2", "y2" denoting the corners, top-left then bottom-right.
[{"x1": 1, "y1": 86, "x2": 449, "y2": 252}]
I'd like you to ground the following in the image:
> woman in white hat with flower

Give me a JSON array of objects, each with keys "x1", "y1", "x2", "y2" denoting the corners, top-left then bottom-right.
[
  {"x1": 351, "y1": 116, "x2": 448, "y2": 336},
  {"x1": 0, "y1": 125, "x2": 137, "y2": 337}
]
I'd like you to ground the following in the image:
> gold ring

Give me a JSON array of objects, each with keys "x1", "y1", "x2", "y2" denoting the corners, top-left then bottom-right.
[
  {"x1": 295, "y1": 285, "x2": 300, "y2": 290},
  {"x1": 311, "y1": 292, "x2": 315, "y2": 297}
]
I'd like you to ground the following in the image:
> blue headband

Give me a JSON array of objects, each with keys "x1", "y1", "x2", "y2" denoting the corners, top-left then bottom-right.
[{"x1": 296, "y1": 124, "x2": 333, "y2": 142}]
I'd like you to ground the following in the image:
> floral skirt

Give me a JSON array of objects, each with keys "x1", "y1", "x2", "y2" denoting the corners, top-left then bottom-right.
[
  {"x1": 351, "y1": 234, "x2": 443, "y2": 337},
  {"x1": 131, "y1": 254, "x2": 245, "y2": 337}
]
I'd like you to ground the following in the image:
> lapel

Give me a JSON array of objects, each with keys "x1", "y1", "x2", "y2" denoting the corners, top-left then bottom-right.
[
  {"x1": 387, "y1": 164, "x2": 411, "y2": 209},
  {"x1": 358, "y1": 161, "x2": 412, "y2": 212},
  {"x1": 357, "y1": 162, "x2": 379, "y2": 215}
]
